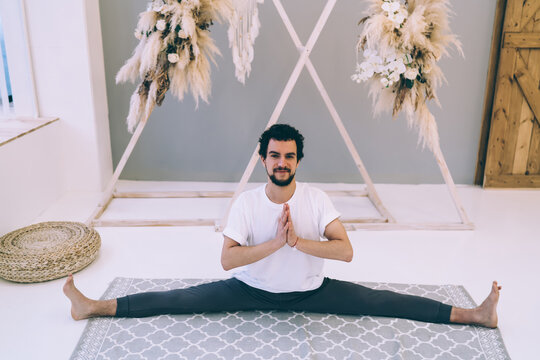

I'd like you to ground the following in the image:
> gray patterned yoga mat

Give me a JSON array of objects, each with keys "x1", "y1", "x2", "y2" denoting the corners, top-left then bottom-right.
[{"x1": 70, "y1": 278, "x2": 510, "y2": 360}]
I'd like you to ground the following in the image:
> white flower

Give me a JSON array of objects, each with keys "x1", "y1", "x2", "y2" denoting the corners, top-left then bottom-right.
[
  {"x1": 389, "y1": 72, "x2": 400, "y2": 82},
  {"x1": 352, "y1": 45, "x2": 418, "y2": 89},
  {"x1": 396, "y1": 61, "x2": 406, "y2": 74},
  {"x1": 352, "y1": 59, "x2": 378, "y2": 83},
  {"x1": 387, "y1": 58, "x2": 406, "y2": 75},
  {"x1": 383, "y1": 2, "x2": 407, "y2": 28},
  {"x1": 363, "y1": 49, "x2": 377, "y2": 58},
  {"x1": 385, "y1": 53, "x2": 397, "y2": 62},
  {"x1": 403, "y1": 53, "x2": 413, "y2": 64},
  {"x1": 360, "y1": 62, "x2": 375, "y2": 76},
  {"x1": 370, "y1": 55, "x2": 383, "y2": 65},
  {"x1": 152, "y1": 1, "x2": 165, "y2": 12},
  {"x1": 394, "y1": 9, "x2": 407, "y2": 25},
  {"x1": 178, "y1": 30, "x2": 188, "y2": 39},
  {"x1": 404, "y1": 67, "x2": 419, "y2": 80},
  {"x1": 362, "y1": 48, "x2": 383, "y2": 69},
  {"x1": 156, "y1": 19, "x2": 167, "y2": 31},
  {"x1": 351, "y1": 73, "x2": 365, "y2": 83},
  {"x1": 168, "y1": 53, "x2": 180, "y2": 63},
  {"x1": 382, "y1": 1, "x2": 401, "y2": 13},
  {"x1": 361, "y1": 73, "x2": 372, "y2": 81}
]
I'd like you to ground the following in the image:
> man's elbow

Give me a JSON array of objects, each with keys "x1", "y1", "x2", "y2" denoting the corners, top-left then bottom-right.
[
  {"x1": 343, "y1": 247, "x2": 354, "y2": 262},
  {"x1": 221, "y1": 252, "x2": 238, "y2": 271},
  {"x1": 221, "y1": 256, "x2": 233, "y2": 271}
]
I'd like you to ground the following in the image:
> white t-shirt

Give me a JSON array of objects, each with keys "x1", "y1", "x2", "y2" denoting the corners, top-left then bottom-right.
[{"x1": 223, "y1": 182, "x2": 341, "y2": 293}]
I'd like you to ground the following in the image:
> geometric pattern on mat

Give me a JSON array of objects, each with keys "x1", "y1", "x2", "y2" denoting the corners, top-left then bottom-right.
[{"x1": 70, "y1": 278, "x2": 511, "y2": 360}]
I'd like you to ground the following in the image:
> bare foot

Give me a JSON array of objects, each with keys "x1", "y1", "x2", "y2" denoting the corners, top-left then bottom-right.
[
  {"x1": 474, "y1": 281, "x2": 501, "y2": 328},
  {"x1": 63, "y1": 274, "x2": 95, "y2": 320}
]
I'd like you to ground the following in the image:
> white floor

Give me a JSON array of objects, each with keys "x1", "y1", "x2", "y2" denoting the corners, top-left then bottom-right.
[{"x1": 1, "y1": 181, "x2": 539, "y2": 360}]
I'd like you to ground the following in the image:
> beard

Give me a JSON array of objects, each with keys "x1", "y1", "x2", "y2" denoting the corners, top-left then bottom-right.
[{"x1": 267, "y1": 167, "x2": 296, "y2": 187}]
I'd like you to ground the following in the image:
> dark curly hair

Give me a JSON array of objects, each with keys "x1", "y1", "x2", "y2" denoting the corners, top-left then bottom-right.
[{"x1": 258, "y1": 124, "x2": 304, "y2": 161}]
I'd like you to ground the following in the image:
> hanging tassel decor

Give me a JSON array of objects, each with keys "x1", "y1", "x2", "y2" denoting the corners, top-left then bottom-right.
[
  {"x1": 228, "y1": 0, "x2": 264, "y2": 84},
  {"x1": 352, "y1": 0, "x2": 463, "y2": 152},
  {"x1": 116, "y1": 0, "x2": 231, "y2": 132}
]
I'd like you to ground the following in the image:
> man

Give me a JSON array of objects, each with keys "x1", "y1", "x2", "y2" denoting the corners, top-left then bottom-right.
[{"x1": 64, "y1": 124, "x2": 500, "y2": 328}]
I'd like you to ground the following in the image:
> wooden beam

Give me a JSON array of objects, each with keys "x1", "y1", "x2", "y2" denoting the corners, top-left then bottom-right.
[
  {"x1": 518, "y1": 1, "x2": 540, "y2": 32},
  {"x1": 114, "y1": 191, "x2": 234, "y2": 198},
  {"x1": 503, "y1": 32, "x2": 540, "y2": 48},
  {"x1": 87, "y1": 195, "x2": 113, "y2": 226},
  {"x1": 341, "y1": 217, "x2": 388, "y2": 224},
  {"x1": 512, "y1": 98, "x2": 535, "y2": 174},
  {"x1": 0, "y1": 117, "x2": 59, "y2": 147},
  {"x1": 113, "y1": 189, "x2": 369, "y2": 198},
  {"x1": 500, "y1": 50, "x2": 527, "y2": 174},
  {"x1": 432, "y1": 143, "x2": 471, "y2": 224},
  {"x1": 527, "y1": 118, "x2": 540, "y2": 174},
  {"x1": 514, "y1": 54, "x2": 540, "y2": 126},
  {"x1": 92, "y1": 219, "x2": 217, "y2": 227},
  {"x1": 485, "y1": 174, "x2": 540, "y2": 187},
  {"x1": 86, "y1": 116, "x2": 150, "y2": 226},
  {"x1": 91, "y1": 216, "x2": 388, "y2": 228},
  {"x1": 344, "y1": 223, "x2": 475, "y2": 231},
  {"x1": 91, "y1": 218, "x2": 478, "y2": 231}
]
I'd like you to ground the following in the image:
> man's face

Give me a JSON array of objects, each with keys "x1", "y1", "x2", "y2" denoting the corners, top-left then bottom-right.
[{"x1": 262, "y1": 139, "x2": 299, "y2": 187}]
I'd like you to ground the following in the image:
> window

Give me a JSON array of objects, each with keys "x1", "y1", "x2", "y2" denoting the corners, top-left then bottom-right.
[
  {"x1": 0, "y1": 2, "x2": 50, "y2": 146},
  {"x1": 0, "y1": 15, "x2": 14, "y2": 116},
  {"x1": 0, "y1": 1, "x2": 39, "y2": 120}
]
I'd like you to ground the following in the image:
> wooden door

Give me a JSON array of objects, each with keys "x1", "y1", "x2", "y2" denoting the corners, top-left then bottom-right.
[{"x1": 484, "y1": 0, "x2": 540, "y2": 188}]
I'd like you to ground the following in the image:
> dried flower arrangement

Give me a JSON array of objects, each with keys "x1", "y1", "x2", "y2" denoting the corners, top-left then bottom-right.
[
  {"x1": 116, "y1": 0, "x2": 231, "y2": 132},
  {"x1": 352, "y1": 0, "x2": 463, "y2": 152}
]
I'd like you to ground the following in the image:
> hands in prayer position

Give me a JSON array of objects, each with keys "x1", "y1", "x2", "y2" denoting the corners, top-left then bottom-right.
[{"x1": 276, "y1": 203, "x2": 299, "y2": 248}]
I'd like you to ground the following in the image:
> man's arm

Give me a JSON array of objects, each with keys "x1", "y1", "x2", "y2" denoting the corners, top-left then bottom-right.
[
  {"x1": 287, "y1": 209, "x2": 353, "y2": 262},
  {"x1": 221, "y1": 236, "x2": 281, "y2": 271},
  {"x1": 221, "y1": 206, "x2": 289, "y2": 271}
]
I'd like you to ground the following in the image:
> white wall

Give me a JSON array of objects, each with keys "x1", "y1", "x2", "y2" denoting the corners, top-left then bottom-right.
[
  {"x1": 0, "y1": 0, "x2": 112, "y2": 235},
  {"x1": 24, "y1": 0, "x2": 112, "y2": 192},
  {"x1": 0, "y1": 121, "x2": 64, "y2": 235}
]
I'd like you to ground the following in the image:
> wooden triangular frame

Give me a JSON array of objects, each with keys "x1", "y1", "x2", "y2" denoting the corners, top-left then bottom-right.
[{"x1": 87, "y1": 0, "x2": 473, "y2": 231}]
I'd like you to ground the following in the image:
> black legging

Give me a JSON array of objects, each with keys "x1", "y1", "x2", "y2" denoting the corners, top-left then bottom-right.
[{"x1": 116, "y1": 277, "x2": 452, "y2": 324}]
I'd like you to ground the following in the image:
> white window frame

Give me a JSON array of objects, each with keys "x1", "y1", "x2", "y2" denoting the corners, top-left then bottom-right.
[{"x1": 0, "y1": 0, "x2": 39, "y2": 119}]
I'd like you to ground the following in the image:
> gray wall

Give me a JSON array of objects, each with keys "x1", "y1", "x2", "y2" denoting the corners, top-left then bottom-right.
[{"x1": 99, "y1": 0, "x2": 496, "y2": 184}]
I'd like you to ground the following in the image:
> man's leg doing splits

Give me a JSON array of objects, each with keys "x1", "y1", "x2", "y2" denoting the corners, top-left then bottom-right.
[
  {"x1": 64, "y1": 275, "x2": 500, "y2": 328},
  {"x1": 284, "y1": 278, "x2": 501, "y2": 328},
  {"x1": 64, "y1": 275, "x2": 277, "y2": 320}
]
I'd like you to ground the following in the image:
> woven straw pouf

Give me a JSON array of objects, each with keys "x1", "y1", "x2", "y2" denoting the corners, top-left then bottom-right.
[{"x1": 0, "y1": 221, "x2": 100, "y2": 283}]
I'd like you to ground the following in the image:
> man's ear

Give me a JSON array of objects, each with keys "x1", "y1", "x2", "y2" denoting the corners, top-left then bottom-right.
[{"x1": 260, "y1": 155, "x2": 266, "y2": 166}]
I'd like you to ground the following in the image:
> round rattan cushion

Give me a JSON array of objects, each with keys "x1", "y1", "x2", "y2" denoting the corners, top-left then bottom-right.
[{"x1": 0, "y1": 221, "x2": 100, "y2": 283}]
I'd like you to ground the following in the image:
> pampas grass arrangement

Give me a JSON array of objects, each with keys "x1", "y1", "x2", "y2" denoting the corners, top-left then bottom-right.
[
  {"x1": 116, "y1": 0, "x2": 231, "y2": 132},
  {"x1": 352, "y1": 0, "x2": 463, "y2": 152}
]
